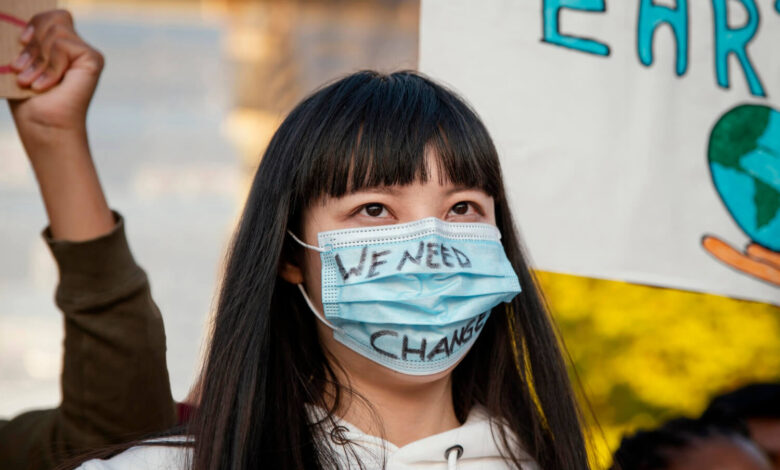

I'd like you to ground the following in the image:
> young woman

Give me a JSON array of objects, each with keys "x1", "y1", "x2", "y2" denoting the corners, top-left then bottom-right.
[{"x1": 14, "y1": 10, "x2": 590, "y2": 470}]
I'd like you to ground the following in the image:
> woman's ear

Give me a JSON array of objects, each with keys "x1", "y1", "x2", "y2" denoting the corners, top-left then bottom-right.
[{"x1": 279, "y1": 259, "x2": 304, "y2": 284}]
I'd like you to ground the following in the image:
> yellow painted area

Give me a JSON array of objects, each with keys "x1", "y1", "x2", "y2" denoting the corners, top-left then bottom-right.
[{"x1": 535, "y1": 271, "x2": 780, "y2": 468}]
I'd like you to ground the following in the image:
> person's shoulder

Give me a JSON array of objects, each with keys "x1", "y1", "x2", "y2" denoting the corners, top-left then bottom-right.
[{"x1": 75, "y1": 436, "x2": 192, "y2": 470}]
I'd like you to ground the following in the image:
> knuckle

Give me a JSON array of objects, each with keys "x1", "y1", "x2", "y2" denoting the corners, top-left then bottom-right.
[
  {"x1": 51, "y1": 33, "x2": 70, "y2": 47},
  {"x1": 87, "y1": 49, "x2": 105, "y2": 68},
  {"x1": 49, "y1": 40, "x2": 64, "y2": 56},
  {"x1": 50, "y1": 23, "x2": 69, "y2": 36},
  {"x1": 29, "y1": 12, "x2": 47, "y2": 25},
  {"x1": 94, "y1": 50, "x2": 105, "y2": 66},
  {"x1": 53, "y1": 9, "x2": 74, "y2": 23},
  {"x1": 44, "y1": 24, "x2": 69, "y2": 45}
]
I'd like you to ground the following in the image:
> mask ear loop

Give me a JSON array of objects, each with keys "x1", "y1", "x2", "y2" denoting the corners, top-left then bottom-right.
[
  {"x1": 287, "y1": 230, "x2": 328, "y2": 253},
  {"x1": 296, "y1": 283, "x2": 338, "y2": 330},
  {"x1": 286, "y1": 231, "x2": 337, "y2": 330}
]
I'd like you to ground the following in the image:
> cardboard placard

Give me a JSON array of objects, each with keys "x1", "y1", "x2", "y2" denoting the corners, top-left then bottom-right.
[{"x1": 0, "y1": 0, "x2": 57, "y2": 99}]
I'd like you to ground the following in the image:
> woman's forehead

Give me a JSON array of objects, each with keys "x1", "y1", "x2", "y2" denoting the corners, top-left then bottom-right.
[
  {"x1": 297, "y1": 132, "x2": 500, "y2": 207},
  {"x1": 342, "y1": 149, "x2": 466, "y2": 191}
]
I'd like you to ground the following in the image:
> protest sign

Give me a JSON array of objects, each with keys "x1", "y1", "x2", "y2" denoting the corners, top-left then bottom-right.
[{"x1": 420, "y1": 0, "x2": 779, "y2": 304}]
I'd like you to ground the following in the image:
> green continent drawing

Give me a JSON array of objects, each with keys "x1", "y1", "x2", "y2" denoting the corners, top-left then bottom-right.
[
  {"x1": 708, "y1": 104, "x2": 780, "y2": 251},
  {"x1": 703, "y1": 104, "x2": 780, "y2": 288}
]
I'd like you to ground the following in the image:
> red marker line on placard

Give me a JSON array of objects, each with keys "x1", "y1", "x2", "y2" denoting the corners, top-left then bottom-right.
[
  {"x1": 0, "y1": 11, "x2": 27, "y2": 74},
  {"x1": 0, "y1": 12, "x2": 26, "y2": 28}
]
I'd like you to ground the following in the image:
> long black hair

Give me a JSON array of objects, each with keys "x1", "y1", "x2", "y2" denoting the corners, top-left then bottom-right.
[{"x1": 188, "y1": 70, "x2": 589, "y2": 470}]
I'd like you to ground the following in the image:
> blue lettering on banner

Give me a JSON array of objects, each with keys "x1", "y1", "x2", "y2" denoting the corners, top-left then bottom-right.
[
  {"x1": 542, "y1": 0, "x2": 610, "y2": 56},
  {"x1": 637, "y1": 0, "x2": 689, "y2": 76},
  {"x1": 712, "y1": 0, "x2": 765, "y2": 97},
  {"x1": 539, "y1": 1, "x2": 772, "y2": 98}
]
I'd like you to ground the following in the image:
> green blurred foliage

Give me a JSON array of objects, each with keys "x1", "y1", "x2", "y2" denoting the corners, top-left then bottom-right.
[{"x1": 536, "y1": 271, "x2": 780, "y2": 468}]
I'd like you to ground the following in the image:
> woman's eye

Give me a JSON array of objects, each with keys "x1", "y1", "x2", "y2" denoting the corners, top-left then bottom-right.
[
  {"x1": 361, "y1": 203, "x2": 388, "y2": 217},
  {"x1": 450, "y1": 201, "x2": 473, "y2": 216}
]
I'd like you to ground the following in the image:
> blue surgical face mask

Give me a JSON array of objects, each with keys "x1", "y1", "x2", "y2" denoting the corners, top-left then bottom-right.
[{"x1": 288, "y1": 217, "x2": 522, "y2": 376}]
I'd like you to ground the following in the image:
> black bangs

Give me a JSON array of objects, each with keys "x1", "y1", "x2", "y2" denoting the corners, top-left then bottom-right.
[{"x1": 285, "y1": 70, "x2": 503, "y2": 208}]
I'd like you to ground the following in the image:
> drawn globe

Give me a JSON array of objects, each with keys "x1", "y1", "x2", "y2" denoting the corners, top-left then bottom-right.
[{"x1": 708, "y1": 104, "x2": 780, "y2": 251}]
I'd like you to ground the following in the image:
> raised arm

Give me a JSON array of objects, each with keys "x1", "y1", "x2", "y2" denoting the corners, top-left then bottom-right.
[
  {"x1": 0, "y1": 11, "x2": 176, "y2": 470},
  {"x1": 8, "y1": 9, "x2": 113, "y2": 240}
]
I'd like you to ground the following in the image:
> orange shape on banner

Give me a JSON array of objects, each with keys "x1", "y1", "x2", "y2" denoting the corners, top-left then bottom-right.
[{"x1": 702, "y1": 235, "x2": 780, "y2": 287}]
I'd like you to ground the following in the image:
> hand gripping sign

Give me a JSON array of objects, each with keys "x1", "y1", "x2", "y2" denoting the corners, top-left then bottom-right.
[{"x1": 0, "y1": 0, "x2": 57, "y2": 99}]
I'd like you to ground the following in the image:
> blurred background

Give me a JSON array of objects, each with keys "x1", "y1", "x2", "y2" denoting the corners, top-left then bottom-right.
[{"x1": 0, "y1": 0, "x2": 777, "y2": 467}]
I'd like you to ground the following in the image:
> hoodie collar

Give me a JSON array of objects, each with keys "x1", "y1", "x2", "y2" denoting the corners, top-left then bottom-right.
[{"x1": 307, "y1": 404, "x2": 540, "y2": 469}]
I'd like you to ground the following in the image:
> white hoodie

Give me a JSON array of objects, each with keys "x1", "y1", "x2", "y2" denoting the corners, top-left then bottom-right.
[{"x1": 76, "y1": 405, "x2": 540, "y2": 470}]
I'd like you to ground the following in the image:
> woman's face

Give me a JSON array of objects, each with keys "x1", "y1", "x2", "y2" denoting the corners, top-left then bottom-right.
[{"x1": 280, "y1": 152, "x2": 496, "y2": 387}]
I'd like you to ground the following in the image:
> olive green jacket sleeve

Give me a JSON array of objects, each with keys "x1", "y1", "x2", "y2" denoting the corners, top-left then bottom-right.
[{"x1": 0, "y1": 210, "x2": 177, "y2": 470}]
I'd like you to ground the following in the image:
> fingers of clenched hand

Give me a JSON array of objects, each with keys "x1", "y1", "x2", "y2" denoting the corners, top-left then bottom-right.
[{"x1": 10, "y1": 10, "x2": 103, "y2": 91}]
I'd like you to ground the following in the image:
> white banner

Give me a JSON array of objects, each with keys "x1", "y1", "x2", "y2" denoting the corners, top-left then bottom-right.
[{"x1": 420, "y1": 0, "x2": 779, "y2": 304}]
